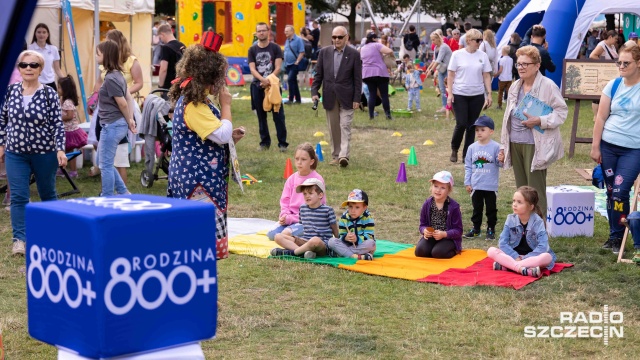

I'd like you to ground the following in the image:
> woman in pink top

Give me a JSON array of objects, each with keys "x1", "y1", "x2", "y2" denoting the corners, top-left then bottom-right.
[
  {"x1": 360, "y1": 32, "x2": 394, "y2": 120},
  {"x1": 267, "y1": 143, "x2": 326, "y2": 240}
]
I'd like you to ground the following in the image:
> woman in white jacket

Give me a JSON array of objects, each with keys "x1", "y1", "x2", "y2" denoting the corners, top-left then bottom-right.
[{"x1": 497, "y1": 46, "x2": 568, "y2": 216}]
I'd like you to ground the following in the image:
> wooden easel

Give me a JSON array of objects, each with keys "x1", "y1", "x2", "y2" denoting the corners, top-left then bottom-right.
[{"x1": 617, "y1": 176, "x2": 640, "y2": 263}]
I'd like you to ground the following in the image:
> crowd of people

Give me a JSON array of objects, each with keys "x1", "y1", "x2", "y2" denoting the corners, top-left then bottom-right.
[{"x1": 1, "y1": 17, "x2": 639, "y2": 270}]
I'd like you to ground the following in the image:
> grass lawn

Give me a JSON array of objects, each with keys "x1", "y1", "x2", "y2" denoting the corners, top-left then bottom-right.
[{"x1": 1, "y1": 82, "x2": 639, "y2": 359}]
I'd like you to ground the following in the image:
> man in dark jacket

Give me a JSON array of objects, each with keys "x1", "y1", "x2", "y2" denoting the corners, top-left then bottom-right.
[
  {"x1": 520, "y1": 25, "x2": 556, "y2": 76},
  {"x1": 403, "y1": 25, "x2": 421, "y2": 58}
]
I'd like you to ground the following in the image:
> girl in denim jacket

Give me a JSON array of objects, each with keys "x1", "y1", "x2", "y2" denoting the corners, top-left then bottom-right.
[{"x1": 488, "y1": 186, "x2": 556, "y2": 277}]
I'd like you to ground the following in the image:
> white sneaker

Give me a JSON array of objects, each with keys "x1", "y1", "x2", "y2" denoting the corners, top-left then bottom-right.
[
  {"x1": 12, "y1": 240, "x2": 26, "y2": 256},
  {"x1": 417, "y1": 109, "x2": 422, "y2": 112}
]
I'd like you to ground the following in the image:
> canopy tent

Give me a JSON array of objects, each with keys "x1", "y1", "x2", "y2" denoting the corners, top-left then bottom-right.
[
  {"x1": 29, "y1": 0, "x2": 154, "y2": 120},
  {"x1": 496, "y1": 0, "x2": 640, "y2": 86}
]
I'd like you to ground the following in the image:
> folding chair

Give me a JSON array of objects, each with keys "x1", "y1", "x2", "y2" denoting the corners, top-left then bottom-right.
[
  {"x1": 0, "y1": 151, "x2": 82, "y2": 198},
  {"x1": 617, "y1": 176, "x2": 640, "y2": 264}
]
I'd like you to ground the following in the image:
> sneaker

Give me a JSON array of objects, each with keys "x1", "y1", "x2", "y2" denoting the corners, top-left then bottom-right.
[
  {"x1": 270, "y1": 248, "x2": 295, "y2": 257},
  {"x1": 611, "y1": 238, "x2": 623, "y2": 255},
  {"x1": 56, "y1": 168, "x2": 65, "y2": 177},
  {"x1": 492, "y1": 261, "x2": 505, "y2": 271},
  {"x1": 485, "y1": 228, "x2": 496, "y2": 240},
  {"x1": 601, "y1": 238, "x2": 612, "y2": 249},
  {"x1": 303, "y1": 251, "x2": 316, "y2": 259},
  {"x1": 522, "y1": 266, "x2": 541, "y2": 278},
  {"x1": 329, "y1": 159, "x2": 340, "y2": 166},
  {"x1": 278, "y1": 146, "x2": 288, "y2": 153},
  {"x1": 258, "y1": 145, "x2": 270, "y2": 151},
  {"x1": 386, "y1": 115, "x2": 394, "y2": 121},
  {"x1": 358, "y1": 253, "x2": 373, "y2": 261},
  {"x1": 417, "y1": 109, "x2": 422, "y2": 112},
  {"x1": 88, "y1": 166, "x2": 101, "y2": 177},
  {"x1": 450, "y1": 150, "x2": 458, "y2": 163},
  {"x1": 339, "y1": 157, "x2": 349, "y2": 167},
  {"x1": 68, "y1": 171, "x2": 78, "y2": 178},
  {"x1": 2, "y1": 193, "x2": 10, "y2": 206},
  {"x1": 12, "y1": 239, "x2": 26, "y2": 256},
  {"x1": 632, "y1": 249, "x2": 640, "y2": 265},
  {"x1": 463, "y1": 228, "x2": 481, "y2": 238}
]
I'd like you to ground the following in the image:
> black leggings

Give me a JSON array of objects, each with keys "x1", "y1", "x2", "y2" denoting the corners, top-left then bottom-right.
[
  {"x1": 363, "y1": 76, "x2": 391, "y2": 119},
  {"x1": 415, "y1": 237, "x2": 457, "y2": 259},
  {"x1": 451, "y1": 93, "x2": 485, "y2": 159}
]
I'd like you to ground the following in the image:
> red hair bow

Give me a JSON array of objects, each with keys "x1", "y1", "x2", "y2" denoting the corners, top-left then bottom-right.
[{"x1": 171, "y1": 77, "x2": 193, "y2": 88}]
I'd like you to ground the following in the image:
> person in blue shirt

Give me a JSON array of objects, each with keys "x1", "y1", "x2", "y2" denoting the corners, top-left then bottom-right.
[
  {"x1": 284, "y1": 25, "x2": 305, "y2": 104},
  {"x1": 463, "y1": 115, "x2": 502, "y2": 240},
  {"x1": 488, "y1": 186, "x2": 556, "y2": 278}
]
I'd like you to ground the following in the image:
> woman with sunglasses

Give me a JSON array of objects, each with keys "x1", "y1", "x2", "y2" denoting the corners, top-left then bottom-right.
[
  {"x1": 0, "y1": 50, "x2": 66, "y2": 256},
  {"x1": 28, "y1": 23, "x2": 65, "y2": 91},
  {"x1": 497, "y1": 46, "x2": 568, "y2": 218},
  {"x1": 447, "y1": 28, "x2": 493, "y2": 163},
  {"x1": 590, "y1": 45, "x2": 640, "y2": 258}
]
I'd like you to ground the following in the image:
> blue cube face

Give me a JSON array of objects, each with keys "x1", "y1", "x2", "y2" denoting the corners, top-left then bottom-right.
[{"x1": 26, "y1": 195, "x2": 218, "y2": 359}]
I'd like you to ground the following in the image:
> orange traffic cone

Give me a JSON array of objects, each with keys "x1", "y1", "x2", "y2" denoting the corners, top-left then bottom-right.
[{"x1": 283, "y1": 158, "x2": 294, "y2": 179}]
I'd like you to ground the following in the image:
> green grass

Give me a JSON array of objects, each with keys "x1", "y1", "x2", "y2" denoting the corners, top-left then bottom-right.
[{"x1": 1, "y1": 83, "x2": 639, "y2": 359}]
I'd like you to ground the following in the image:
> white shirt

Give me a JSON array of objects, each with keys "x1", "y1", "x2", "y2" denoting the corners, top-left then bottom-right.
[
  {"x1": 479, "y1": 41, "x2": 498, "y2": 73},
  {"x1": 448, "y1": 49, "x2": 492, "y2": 96},
  {"x1": 497, "y1": 56, "x2": 514, "y2": 82},
  {"x1": 28, "y1": 43, "x2": 60, "y2": 84},
  {"x1": 459, "y1": 34, "x2": 467, "y2": 48}
]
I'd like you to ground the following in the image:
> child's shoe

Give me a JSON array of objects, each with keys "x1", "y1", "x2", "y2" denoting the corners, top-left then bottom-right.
[
  {"x1": 492, "y1": 261, "x2": 505, "y2": 271},
  {"x1": 417, "y1": 108, "x2": 422, "y2": 112},
  {"x1": 303, "y1": 251, "x2": 316, "y2": 259},
  {"x1": 2, "y1": 193, "x2": 10, "y2": 206},
  {"x1": 69, "y1": 171, "x2": 78, "y2": 178},
  {"x1": 521, "y1": 266, "x2": 541, "y2": 278},
  {"x1": 270, "y1": 248, "x2": 295, "y2": 257},
  {"x1": 357, "y1": 253, "x2": 373, "y2": 261},
  {"x1": 632, "y1": 249, "x2": 640, "y2": 265},
  {"x1": 56, "y1": 168, "x2": 65, "y2": 177},
  {"x1": 463, "y1": 228, "x2": 481, "y2": 238},
  {"x1": 485, "y1": 228, "x2": 496, "y2": 240}
]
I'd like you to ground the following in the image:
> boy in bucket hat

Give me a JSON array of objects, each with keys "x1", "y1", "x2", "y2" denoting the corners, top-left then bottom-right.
[
  {"x1": 463, "y1": 115, "x2": 502, "y2": 240},
  {"x1": 271, "y1": 178, "x2": 338, "y2": 259},
  {"x1": 327, "y1": 189, "x2": 376, "y2": 260}
]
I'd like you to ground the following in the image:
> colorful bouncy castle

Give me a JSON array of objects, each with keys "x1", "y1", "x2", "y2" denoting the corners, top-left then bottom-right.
[{"x1": 176, "y1": 0, "x2": 306, "y2": 73}]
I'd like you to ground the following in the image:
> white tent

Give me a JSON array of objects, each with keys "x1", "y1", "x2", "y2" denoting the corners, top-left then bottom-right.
[{"x1": 29, "y1": 0, "x2": 154, "y2": 120}]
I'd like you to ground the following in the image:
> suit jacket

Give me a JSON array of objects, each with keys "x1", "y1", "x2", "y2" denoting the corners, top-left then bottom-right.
[{"x1": 311, "y1": 45, "x2": 362, "y2": 111}]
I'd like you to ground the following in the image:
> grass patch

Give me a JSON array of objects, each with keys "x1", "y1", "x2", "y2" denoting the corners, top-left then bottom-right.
[{"x1": 1, "y1": 83, "x2": 638, "y2": 358}]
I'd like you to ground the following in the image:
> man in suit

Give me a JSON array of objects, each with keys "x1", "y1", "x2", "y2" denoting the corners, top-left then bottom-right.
[{"x1": 311, "y1": 26, "x2": 362, "y2": 168}]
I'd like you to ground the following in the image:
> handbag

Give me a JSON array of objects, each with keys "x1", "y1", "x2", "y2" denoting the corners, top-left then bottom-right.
[
  {"x1": 383, "y1": 54, "x2": 397, "y2": 70},
  {"x1": 288, "y1": 40, "x2": 309, "y2": 71}
]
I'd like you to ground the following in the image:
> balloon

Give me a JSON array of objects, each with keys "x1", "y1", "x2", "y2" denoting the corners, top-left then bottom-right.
[
  {"x1": 235, "y1": 12, "x2": 244, "y2": 21},
  {"x1": 194, "y1": 33, "x2": 199, "y2": 42},
  {"x1": 192, "y1": 12, "x2": 198, "y2": 21},
  {"x1": 180, "y1": 25, "x2": 185, "y2": 34},
  {"x1": 236, "y1": 35, "x2": 244, "y2": 43},
  {"x1": 297, "y1": 2, "x2": 302, "y2": 11},
  {"x1": 255, "y1": 1, "x2": 262, "y2": 9}
]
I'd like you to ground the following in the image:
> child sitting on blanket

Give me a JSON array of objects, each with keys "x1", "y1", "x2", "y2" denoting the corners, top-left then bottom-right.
[
  {"x1": 267, "y1": 143, "x2": 326, "y2": 240},
  {"x1": 416, "y1": 171, "x2": 463, "y2": 259},
  {"x1": 328, "y1": 189, "x2": 376, "y2": 261},
  {"x1": 271, "y1": 178, "x2": 338, "y2": 259},
  {"x1": 487, "y1": 186, "x2": 556, "y2": 278}
]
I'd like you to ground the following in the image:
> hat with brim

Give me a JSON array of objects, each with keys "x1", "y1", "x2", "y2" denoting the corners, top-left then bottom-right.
[
  {"x1": 341, "y1": 189, "x2": 369, "y2": 208},
  {"x1": 295, "y1": 178, "x2": 325, "y2": 193},
  {"x1": 430, "y1": 171, "x2": 454, "y2": 187}
]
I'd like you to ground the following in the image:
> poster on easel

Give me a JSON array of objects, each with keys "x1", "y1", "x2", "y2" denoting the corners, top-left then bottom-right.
[{"x1": 62, "y1": 0, "x2": 88, "y2": 120}]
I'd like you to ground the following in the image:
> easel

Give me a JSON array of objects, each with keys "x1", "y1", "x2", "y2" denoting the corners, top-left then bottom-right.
[
  {"x1": 561, "y1": 59, "x2": 618, "y2": 158},
  {"x1": 617, "y1": 176, "x2": 640, "y2": 264}
]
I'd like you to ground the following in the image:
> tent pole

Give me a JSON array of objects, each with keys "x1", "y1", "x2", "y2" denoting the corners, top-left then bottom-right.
[
  {"x1": 360, "y1": 3, "x2": 365, "y2": 40},
  {"x1": 94, "y1": 0, "x2": 100, "y2": 82},
  {"x1": 361, "y1": 0, "x2": 378, "y2": 32},
  {"x1": 399, "y1": 0, "x2": 420, "y2": 35}
]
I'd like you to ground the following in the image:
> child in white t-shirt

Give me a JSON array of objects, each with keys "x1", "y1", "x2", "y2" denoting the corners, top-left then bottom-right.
[{"x1": 495, "y1": 46, "x2": 514, "y2": 110}]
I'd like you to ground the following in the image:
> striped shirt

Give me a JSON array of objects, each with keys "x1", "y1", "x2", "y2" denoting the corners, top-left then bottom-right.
[
  {"x1": 300, "y1": 204, "x2": 337, "y2": 241},
  {"x1": 338, "y1": 209, "x2": 375, "y2": 245}
]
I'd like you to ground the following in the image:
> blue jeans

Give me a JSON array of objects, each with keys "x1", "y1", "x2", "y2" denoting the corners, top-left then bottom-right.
[
  {"x1": 600, "y1": 140, "x2": 640, "y2": 240},
  {"x1": 437, "y1": 71, "x2": 447, "y2": 108},
  {"x1": 266, "y1": 223, "x2": 304, "y2": 241},
  {"x1": 5, "y1": 151, "x2": 59, "y2": 241},
  {"x1": 286, "y1": 65, "x2": 301, "y2": 103},
  {"x1": 99, "y1": 118, "x2": 128, "y2": 196}
]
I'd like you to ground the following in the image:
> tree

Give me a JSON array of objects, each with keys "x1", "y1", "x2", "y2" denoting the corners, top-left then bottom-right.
[
  {"x1": 421, "y1": 0, "x2": 519, "y2": 30},
  {"x1": 155, "y1": 0, "x2": 175, "y2": 16},
  {"x1": 565, "y1": 65, "x2": 581, "y2": 94},
  {"x1": 308, "y1": 0, "x2": 412, "y2": 39}
]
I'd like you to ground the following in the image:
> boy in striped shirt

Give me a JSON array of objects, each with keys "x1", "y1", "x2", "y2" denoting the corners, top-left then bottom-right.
[
  {"x1": 328, "y1": 189, "x2": 376, "y2": 261},
  {"x1": 271, "y1": 178, "x2": 338, "y2": 259}
]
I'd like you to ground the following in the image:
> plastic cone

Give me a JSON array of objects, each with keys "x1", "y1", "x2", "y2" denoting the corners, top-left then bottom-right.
[
  {"x1": 400, "y1": 148, "x2": 410, "y2": 155},
  {"x1": 316, "y1": 143, "x2": 324, "y2": 162},
  {"x1": 314, "y1": 131, "x2": 325, "y2": 137},
  {"x1": 283, "y1": 158, "x2": 294, "y2": 179},
  {"x1": 392, "y1": 132, "x2": 402, "y2": 137},
  {"x1": 423, "y1": 140, "x2": 434, "y2": 146},
  {"x1": 407, "y1": 146, "x2": 418, "y2": 166},
  {"x1": 396, "y1": 162, "x2": 407, "y2": 183},
  {"x1": 319, "y1": 140, "x2": 329, "y2": 146}
]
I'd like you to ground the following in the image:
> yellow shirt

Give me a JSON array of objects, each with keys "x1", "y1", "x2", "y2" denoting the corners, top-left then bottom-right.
[
  {"x1": 100, "y1": 55, "x2": 137, "y2": 87},
  {"x1": 184, "y1": 102, "x2": 223, "y2": 141}
]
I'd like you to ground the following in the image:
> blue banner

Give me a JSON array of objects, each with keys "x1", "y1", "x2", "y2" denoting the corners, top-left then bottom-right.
[{"x1": 61, "y1": 0, "x2": 88, "y2": 120}]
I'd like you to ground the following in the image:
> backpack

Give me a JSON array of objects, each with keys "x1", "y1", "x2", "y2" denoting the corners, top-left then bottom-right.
[{"x1": 404, "y1": 35, "x2": 414, "y2": 51}]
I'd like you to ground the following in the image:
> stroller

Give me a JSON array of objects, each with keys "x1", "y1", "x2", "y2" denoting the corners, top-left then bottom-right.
[{"x1": 139, "y1": 89, "x2": 172, "y2": 188}]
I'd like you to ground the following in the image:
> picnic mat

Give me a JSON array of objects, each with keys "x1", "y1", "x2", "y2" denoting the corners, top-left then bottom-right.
[{"x1": 228, "y1": 218, "x2": 573, "y2": 289}]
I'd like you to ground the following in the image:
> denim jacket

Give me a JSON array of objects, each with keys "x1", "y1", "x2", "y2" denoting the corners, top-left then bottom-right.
[{"x1": 498, "y1": 213, "x2": 556, "y2": 270}]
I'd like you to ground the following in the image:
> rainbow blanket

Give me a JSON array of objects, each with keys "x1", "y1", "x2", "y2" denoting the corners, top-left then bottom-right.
[{"x1": 228, "y1": 219, "x2": 572, "y2": 289}]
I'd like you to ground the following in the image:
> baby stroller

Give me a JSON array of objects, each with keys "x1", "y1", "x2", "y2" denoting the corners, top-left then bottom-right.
[{"x1": 139, "y1": 89, "x2": 172, "y2": 188}]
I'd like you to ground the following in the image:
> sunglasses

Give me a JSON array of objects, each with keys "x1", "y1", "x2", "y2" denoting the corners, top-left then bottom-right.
[
  {"x1": 473, "y1": 39, "x2": 483, "y2": 43},
  {"x1": 18, "y1": 62, "x2": 41, "y2": 69},
  {"x1": 332, "y1": 35, "x2": 346, "y2": 40},
  {"x1": 615, "y1": 61, "x2": 634, "y2": 69}
]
